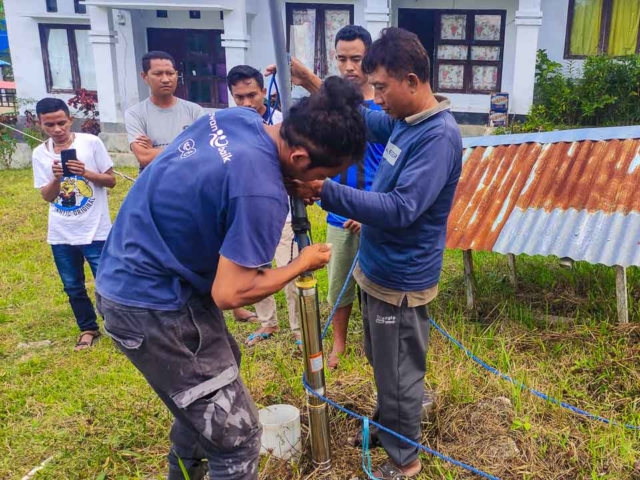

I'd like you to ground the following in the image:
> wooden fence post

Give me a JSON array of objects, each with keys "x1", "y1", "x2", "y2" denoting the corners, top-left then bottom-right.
[
  {"x1": 507, "y1": 253, "x2": 517, "y2": 289},
  {"x1": 463, "y1": 250, "x2": 477, "y2": 312},
  {"x1": 615, "y1": 265, "x2": 629, "y2": 324}
]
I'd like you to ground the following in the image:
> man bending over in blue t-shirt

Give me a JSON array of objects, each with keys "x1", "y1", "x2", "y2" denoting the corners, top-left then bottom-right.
[
  {"x1": 95, "y1": 77, "x2": 366, "y2": 480},
  {"x1": 276, "y1": 27, "x2": 463, "y2": 479}
]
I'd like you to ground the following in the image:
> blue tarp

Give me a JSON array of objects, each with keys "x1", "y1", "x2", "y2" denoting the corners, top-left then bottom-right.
[{"x1": 0, "y1": 20, "x2": 9, "y2": 52}]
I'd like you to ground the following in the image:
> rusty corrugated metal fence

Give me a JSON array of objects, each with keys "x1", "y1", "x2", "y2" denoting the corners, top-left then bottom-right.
[{"x1": 446, "y1": 126, "x2": 640, "y2": 267}]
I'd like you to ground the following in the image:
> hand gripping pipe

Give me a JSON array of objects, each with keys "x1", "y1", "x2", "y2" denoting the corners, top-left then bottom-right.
[{"x1": 267, "y1": 0, "x2": 331, "y2": 471}]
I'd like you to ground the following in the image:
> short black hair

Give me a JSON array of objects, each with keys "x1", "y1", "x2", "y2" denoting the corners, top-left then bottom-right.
[
  {"x1": 142, "y1": 51, "x2": 176, "y2": 73},
  {"x1": 334, "y1": 25, "x2": 372, "y2": 49},
  {"x1": 362, "y1": 27, "x2": 430, "y2": 83},
  {"x1": 226, "y1": 65, "x2": 264, "y2": 91},
  {"x1": 36, "y1": 98, "x2": 70, "y2": 117},
  {"x1": 282, "y1": 76, "x2": 366, "y2": 170}
]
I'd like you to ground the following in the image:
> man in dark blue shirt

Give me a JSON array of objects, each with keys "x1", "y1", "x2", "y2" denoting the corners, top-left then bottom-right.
[
  {"x1": 95, "y1": 78, "x2": 366, "y2": 480},
  {"x1": 282, "y1": 28, "x2": 463, "y2": 479},
  {"x1": 324, "y1": 25, "x2": 385, "y2": 370}
]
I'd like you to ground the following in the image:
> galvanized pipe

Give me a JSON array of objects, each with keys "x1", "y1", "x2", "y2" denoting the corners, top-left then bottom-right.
[{"x1": 267, "y1": 0, "x2": 331, "y2": 471}]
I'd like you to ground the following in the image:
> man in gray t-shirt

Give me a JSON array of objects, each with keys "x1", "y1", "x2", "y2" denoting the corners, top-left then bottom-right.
[{"x1": 125, "y1": 51, "x2": 204, "y2": 171}]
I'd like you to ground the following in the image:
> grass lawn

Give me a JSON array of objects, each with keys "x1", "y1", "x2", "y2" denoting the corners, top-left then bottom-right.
[{"x1": 0, "y1": 167, "x2": 639, "y2": 479}]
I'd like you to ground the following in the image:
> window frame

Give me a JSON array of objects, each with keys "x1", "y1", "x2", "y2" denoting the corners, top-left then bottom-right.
[
  {"x1": 564, "y1": 0, "x2": 640, "y2": 58},
  {"x1": 433, "y1": 9, "x2": 506, "y2": 95},
  {"x1": 39, "y1": 24, "x2": 96, "y2": 94},
  {"x1": 74, "y1": 0, "x2": 87, "y2": 14},
  {"x1": 285, "y1": 3, "x2": 355, "y2": 79},
  {"x1": 46, "y1": 0, "x2": 58, "y2": 13}
]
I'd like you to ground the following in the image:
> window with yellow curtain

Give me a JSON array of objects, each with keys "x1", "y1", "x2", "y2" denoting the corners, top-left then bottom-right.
[
  {"x1": 608, "y1": 0, "x2": 640, "y2": 55},
  {"x1": 566, "y1": 0, "x2": 640, "y2": 57},
  {"x1": 569, "y1": 0, "x2": 603, "y2": 56}
]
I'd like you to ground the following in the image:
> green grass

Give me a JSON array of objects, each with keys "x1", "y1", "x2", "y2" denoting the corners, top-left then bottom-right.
[{"x1": 0, "y1": 168, "x2": 638, "y2": 479}]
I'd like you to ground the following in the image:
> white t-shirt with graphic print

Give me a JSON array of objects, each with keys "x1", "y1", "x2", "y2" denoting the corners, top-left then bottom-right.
[{"x1": 32, "y1": 133, "x2": 114, "y2": 245}]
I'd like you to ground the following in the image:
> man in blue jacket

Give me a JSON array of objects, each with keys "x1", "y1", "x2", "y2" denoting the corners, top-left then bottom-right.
[{"x1": 282, "y1": 27, "x2": 463, "y2": 478}]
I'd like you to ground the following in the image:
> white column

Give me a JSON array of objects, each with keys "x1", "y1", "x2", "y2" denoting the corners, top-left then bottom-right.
[
  {"x1": 511, "y1": 0, "x2": 543, "y2": 115},
  {"x1": 365, "y1": 0, "x2": 390, "y2": 40},
  {"x1": 88, "y1": 6, "x2": 123, "y2": 130},
  {"x1": 222, "y1": 3, "x2": 250, "y2": 106}
]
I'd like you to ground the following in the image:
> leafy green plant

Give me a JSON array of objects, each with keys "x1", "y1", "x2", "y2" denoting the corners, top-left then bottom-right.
[
  {"x1": 0, "y1": 113, "x2": 17, "y2": 169},
  {"x1": 511, "y1": 416, "x2": 532, "y2": 432},
  {"x1": 23, "y1": 109, "x2": 44, "y2": 150},
  {"x1": 497, "y1": 50, "x2": 640, "y2": 134}
]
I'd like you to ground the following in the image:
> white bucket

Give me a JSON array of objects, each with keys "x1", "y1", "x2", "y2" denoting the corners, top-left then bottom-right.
[{"x1": 258, "y1": 404, "x2": 302, "y2": 460}]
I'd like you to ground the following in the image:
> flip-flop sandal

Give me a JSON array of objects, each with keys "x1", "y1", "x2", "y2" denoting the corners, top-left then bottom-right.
[
  {"x1": 246, "y1": 332, "x2": 275, "y2": 345},
  {"x1": 234, "y1": 313, "x2": 258, "y2": 323},
  {"x1": 347, "y1": 427, "x2": 381, "y2": 448},
  {"x1": 371, "y1": 462, "x2": 410, "y2": 479},
  {"x1": 295, "y1": 338, "x2": 303, "y2": 351},
  {"x1": 74, "y1": 330, "x2": 101, "y2": 351}
]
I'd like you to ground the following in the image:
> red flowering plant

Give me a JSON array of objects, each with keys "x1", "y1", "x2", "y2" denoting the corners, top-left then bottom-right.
[{"x1": 68, "y1": 89, "x2": 100, "y2": 135}]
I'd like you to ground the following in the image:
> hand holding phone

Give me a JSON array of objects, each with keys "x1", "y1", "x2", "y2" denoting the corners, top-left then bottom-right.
[{"x1": 60, "y1": 149, "x2": 77, "y2": 177}]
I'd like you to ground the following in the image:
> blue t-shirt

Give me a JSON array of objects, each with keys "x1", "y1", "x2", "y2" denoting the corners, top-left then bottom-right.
[
  {"x1": 326, "y1": 99, "x2": 384, "y2": 228},
  {"x1": 321, "y1": 103, "x2": 463, "y2": 291},
  {"x1": 96, "y1": 108, "x2": 288, "y2": 310}
]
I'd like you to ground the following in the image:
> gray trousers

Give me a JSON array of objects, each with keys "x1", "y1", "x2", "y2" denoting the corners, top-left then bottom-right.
[
  {"x1": 97, "y1": 294, "x2": 262, "y2": 480},
  {"x1": 361, "y1": 291, "x2": 430, "y2": 467}
]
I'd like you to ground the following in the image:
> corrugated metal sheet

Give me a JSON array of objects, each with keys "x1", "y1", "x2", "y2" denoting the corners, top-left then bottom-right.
[{"x1": 446, "y1": 126, "x2": 640, "y2": 267}]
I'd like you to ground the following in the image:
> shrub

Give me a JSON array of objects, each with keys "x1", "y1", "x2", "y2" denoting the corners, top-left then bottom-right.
[
  {"x1": 68, "y1": 89, "x2": 100, "y2": 136},
  {"x1": 497, "y1": 50, "x2": 640, "y2": 134}
]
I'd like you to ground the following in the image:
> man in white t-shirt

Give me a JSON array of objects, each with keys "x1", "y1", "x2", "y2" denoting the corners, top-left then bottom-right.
[
  {"x1": 32, "y1": 98, "x2": 116, "y2": 351},
  {"x1": 225, "y1": 65, "x2": 300, "y2": 349}
]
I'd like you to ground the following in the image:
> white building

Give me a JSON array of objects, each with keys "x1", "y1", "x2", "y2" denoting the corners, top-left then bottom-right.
[{"x1": 3, "y1": 0, "x2": 639, "y2": 134}]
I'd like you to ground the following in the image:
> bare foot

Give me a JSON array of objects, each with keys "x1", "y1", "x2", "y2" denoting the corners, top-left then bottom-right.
[
  {"x1": 245, "y1": 326, "x2": 279, "y2": 347},
  {"x1": 328, "y1": 344, "x2": 345, "y2": 369}
]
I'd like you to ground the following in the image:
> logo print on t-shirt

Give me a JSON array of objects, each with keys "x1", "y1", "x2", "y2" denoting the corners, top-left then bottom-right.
[
  {"x1": 179, "y1": 138, "x2": 197, "y2": 159},
  {"x1": 54, "y1": 175, "x2": 95, "y2": 217},
  {"x1": 208, "y1": 113, "x2": 233, "y2": 162}
]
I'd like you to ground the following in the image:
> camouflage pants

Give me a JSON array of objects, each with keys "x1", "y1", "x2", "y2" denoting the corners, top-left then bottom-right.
[{"x1": 97, "y1": 294, "x2": 262, "y2": 480}]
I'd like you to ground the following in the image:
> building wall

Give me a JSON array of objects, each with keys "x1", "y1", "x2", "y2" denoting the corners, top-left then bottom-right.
[
  {"x1": 3, "y1": 0, "x2": 90, "y2": 113},
  {"x1": 392, "y1": 0, "x2": 518, "y2": 114},
  {"x1": 538, "y1": 0, "x2": 583, "y2": 73},
  {"x1": 126, "y1": 9, "x2": 225, "y2": 105},
  {"x1": 3, "y1": 0, "x2": 581, "y2": 124},
  {"x1": 249, "y1": 0, "x2": 365, "y2": 75}
]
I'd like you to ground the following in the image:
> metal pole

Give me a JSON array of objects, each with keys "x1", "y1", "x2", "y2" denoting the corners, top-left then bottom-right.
[{"x1": 267, "y1": 0, "x2": 331, "y2": 471}]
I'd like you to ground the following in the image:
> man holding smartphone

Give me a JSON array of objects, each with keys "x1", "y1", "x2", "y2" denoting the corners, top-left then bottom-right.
[{"x1": 32, "y1": 98, "x2": 116, "y2": 351}]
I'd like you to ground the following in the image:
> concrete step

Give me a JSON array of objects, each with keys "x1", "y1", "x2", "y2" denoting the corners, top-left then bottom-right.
[
  {"x1": 99, "y1": 132, "x2": 130, "y2": 153},
  {"x1": 110, "y1": 152, "x2": 138, "y2": 168}
]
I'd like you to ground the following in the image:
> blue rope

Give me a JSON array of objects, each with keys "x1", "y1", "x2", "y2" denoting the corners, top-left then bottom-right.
[
  {"x1": 266, "y1": 74, "x2": 278, "y2": 125},
  {"x1": 318, "y1": 249, "x2": 639, "y2": 432},
  {"x1": 428, "y1": 318, "x2": 640, "y2": 431},
  {"x1": 268, "y1": 76, "x2": 281, "y2": 125},
  {"x1": 320, "y1": 251, "x2": 359, "y2": 340},
  {"x1": 302, "y1": 375, "x2": 501, "y2": 480},
  {"x1": 361, "y1": 417, "x2": 375, "y2": 479}
]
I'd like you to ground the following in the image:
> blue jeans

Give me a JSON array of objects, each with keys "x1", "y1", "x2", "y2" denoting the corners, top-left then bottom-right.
[{"x1": 51, "y1": 241, "x2": 105, "y2": 332}]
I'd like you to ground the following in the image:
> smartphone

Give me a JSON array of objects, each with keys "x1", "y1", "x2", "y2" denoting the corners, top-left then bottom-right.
[{"x1": 60, "y1": 149, "x2": 77, "y2": 177}]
